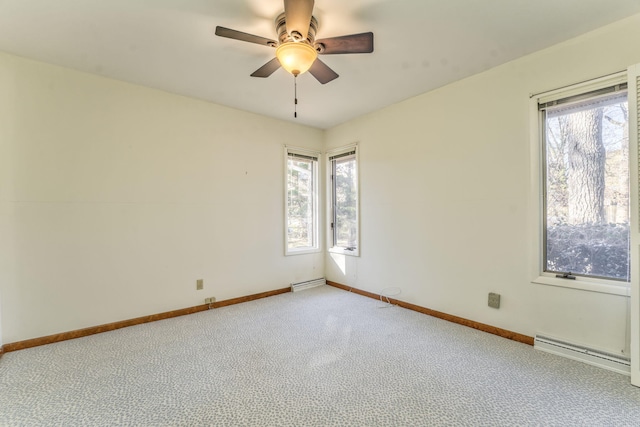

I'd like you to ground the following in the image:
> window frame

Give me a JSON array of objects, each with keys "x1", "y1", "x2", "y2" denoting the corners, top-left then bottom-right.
[
  {"x1": 530, "y1": 72, "x2": 631, "y2": 296},
  {"x1": 327, "y1": 144, "x2": 360, "y2": 257},
  {"x1": 284, "y1": 146, "x2": 320, "y2": 256}
]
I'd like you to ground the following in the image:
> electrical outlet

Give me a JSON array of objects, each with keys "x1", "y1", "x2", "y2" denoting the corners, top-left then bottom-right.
[
  {"x1": 196, "y1": 279, "x2": 203, "y2": 290},
  {"x1": 488, "y1": 292, "x2": 501, "y2": 309},
  {"x1": 204, "y1": 297, "x2": 216, "y2": 304}
]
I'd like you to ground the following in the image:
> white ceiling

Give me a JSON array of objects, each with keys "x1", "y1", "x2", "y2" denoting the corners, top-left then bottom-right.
[{"x1": 1, "y1": 0, "x2": 640, "y2": 129}]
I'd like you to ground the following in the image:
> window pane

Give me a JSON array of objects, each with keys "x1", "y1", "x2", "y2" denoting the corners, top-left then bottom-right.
[
  {"x1": 544, "y1": 91, "x2": 629, "y2": 280},
  {"x1": 287, "y1": 157, "x2": 315, "y2": 249},
  {"x1": 334, "y1": 155, "x2": 358, "y2": 250}
]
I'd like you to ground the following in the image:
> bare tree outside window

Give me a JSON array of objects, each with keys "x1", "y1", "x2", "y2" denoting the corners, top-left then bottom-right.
[
  {"x1": 287, "y1": 154, "x2": 317, "y2": 251},
  {"x1": 544, "y1": 90, "x2": 629, "y2": 280},
  {"x1": 332, "y1": 154, "x2": 358, "y2": 251}
]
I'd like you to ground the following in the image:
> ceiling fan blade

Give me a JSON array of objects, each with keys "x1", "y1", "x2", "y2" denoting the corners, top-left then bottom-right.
[
  {"x1": 215, "y1": 26, "x2": 277, "y2": 47},
  {"x1": 250, "y1": 57, "x2": 282, "y2": 78},
  {"x1": 308, "y1": 58, "x2": 338, "y2": 84},
  {"x1": 315, "y1": 32, "x2": 374, "y2": 54},
  {"x1": 284, "y1": 0, "x2": 314, "y2": 40}
]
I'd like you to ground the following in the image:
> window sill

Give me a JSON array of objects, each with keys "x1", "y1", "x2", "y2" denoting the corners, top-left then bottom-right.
[
  {"x1": 285, "y1": 248, "x2": 321, "y2": 256},
  {"x1": 532, "y1": 274, "x2": 630, "y2": 297},
  {"x1": 328, "y1": 247, "x2": 360, "y2": 257}
]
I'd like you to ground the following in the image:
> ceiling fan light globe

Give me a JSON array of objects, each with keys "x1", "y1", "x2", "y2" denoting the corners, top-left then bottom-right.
[{"x1": 276, "y1": 42, "x2": 318, "y2": 76}]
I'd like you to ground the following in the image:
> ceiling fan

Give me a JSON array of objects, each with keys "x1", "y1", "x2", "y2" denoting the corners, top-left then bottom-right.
[{"x1": 215, "y1": 0, "x2": 374, "y2": 84}]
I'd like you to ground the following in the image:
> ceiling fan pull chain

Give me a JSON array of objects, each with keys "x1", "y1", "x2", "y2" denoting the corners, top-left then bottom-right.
[{"x1": 294, "y1": 74, "x2": 298, "y2": 118}]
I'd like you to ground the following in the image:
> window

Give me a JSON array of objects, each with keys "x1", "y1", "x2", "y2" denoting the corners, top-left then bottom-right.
[
  {"x1": 328, "y1": 145, "x2": 359, "y2": 255},
  {"x1": 285, "y1": 147, "x2": 319, "y2": 255},
  {"x1": 538, "y1": 78, "x2": 629, "y2": 283}
]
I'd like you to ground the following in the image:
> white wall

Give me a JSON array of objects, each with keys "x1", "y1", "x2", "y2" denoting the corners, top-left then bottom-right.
[
  {"x1": 325, "y1": 14, "x2": 640, "y2": 356},
  {"x1": 0, "y1": 52, "x2": 324, "y2": 343}
]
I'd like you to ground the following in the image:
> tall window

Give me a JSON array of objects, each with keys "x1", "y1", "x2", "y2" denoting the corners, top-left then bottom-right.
[
  {"x1": 328, "y1": 146, "x2": 359, "y2": 255},
  {"x1": 540, "y1": 83, "x2": 629, "y2": 281},
  {"x1": 285, "y1": 147, "x2": 319, "y2": 255}
]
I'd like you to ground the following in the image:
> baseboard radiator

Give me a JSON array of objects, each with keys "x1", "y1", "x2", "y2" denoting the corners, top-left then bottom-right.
[
  {"x1": 534, "y1": 335, "x2": 630, "y2": 375},
  {"x1": 291, "y1": 278, "x2": 326, "y2": 292}
]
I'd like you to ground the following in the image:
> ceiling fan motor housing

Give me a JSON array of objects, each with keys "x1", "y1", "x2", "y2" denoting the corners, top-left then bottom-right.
[{"x1": 275, "y1": 12, "x2": 320, "y2": 50}]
